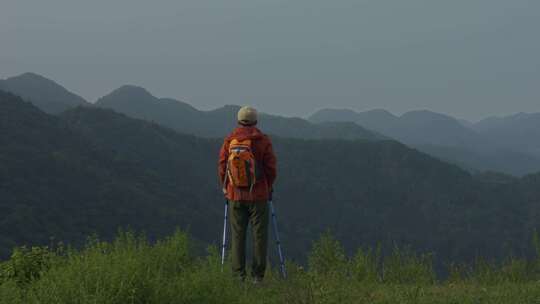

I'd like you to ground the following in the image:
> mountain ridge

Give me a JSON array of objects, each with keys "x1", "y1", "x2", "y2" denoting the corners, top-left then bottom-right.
[
  {"x1": 309, "y1": 108, "x2": 540, "y2": 175},
  {"x1": 95, "y1": 85, "x2": 386, "y2": 140},
  {"x1": 4, "y1": 89, "x2": 539, "y2": 265},
  {"x1": 4, "y1": 72, "x2": 540, "y2": 175},
  {"x1": 0, "y1": 73, "x2": 88, "y2": 113}
]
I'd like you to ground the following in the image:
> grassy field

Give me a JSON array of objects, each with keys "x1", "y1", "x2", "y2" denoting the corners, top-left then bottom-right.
[{"x1": 1, "y1": 231, "x2": 540, "y2": 304}]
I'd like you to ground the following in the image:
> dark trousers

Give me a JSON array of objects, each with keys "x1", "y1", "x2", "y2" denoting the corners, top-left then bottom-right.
[{"x1": 228, "y1": 200, "x2": 269, "y2": 279}]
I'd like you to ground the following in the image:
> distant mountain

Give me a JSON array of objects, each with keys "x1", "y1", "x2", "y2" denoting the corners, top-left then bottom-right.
[
  {"x1": 96, "y1": 86, "x2": 385, "y2": 141},
  {"x1": 414, "y1": 144, "x2": 540, "y2": 176},
  {"x1": 2, "y1": 71, "x2": 538, "y2": 175},
  {"x1": 397, "y1": 110, "x2": 484, "y2": 147},
  {"x1": 310, "y1": 108, "x2": 399, "y2": 134},
  {"x1": 0, "y1": 73, "x2": 88, "y2": 113},
  {"x1": 309, "y1": 108, "x2": 540, "y2": 176},
  {"x1": 4, "y1": 89, "x2": 540, "y2": 265},
  {"x1": 310, "y1": 108, "x2": 485, "y2": 148},
  {"x1": 473, "y1": 112, "x2": 540, "y2": 158}
]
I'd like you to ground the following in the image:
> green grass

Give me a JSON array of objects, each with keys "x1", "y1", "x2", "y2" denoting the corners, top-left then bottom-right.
[{"x1": 1, "y1": 231, "x2": 540, "y2": 304}]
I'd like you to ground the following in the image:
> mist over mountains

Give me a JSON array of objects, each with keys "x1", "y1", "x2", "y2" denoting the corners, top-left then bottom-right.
[
  {"x1": 310, "y1": 108, "x2": 540, "y2": 175},
  {"x1": 3, "y1": 72, "x2": 539, "y2": 176},
  {"x1": 94, "y1": 85, "x2": 385, "y2": 141},
  {"x1": 473, "y1": 112, "x2": 540, "y2": 157},
  {"x1": 2, "y1": 89, "x2": 540, "y2": 267}
]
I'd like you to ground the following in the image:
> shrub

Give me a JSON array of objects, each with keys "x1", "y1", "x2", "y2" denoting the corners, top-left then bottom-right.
[
  {"x1": 382, "y1": 245, "x2": 436, "y2": 285},
  {"x1": 350, "y1": 246, "x2": 380, "y2": 283},
  {"x1": 2, "y1": 230, "x2": 540, "y2": 303},
  {"x1": 446, "y1": 262, "x2": 469, "y2": 284},
  {"x1": 308, "y1": 232, "x2": 347, "y2": 277},
  {"x1": 21, "y1": 230, "x2": 194, "y2": 303},
  {"x1": 469, "y1": 256, "x2": 533, "y2": 285},
  {"x1": 0, "y1": 246, "x2": 56, "y2": 286}
]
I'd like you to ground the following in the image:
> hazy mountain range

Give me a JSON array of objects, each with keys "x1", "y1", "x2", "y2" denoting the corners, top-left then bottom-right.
[
  {"x1": 309, "y1": 108, "x2": 540, "y2": 176},
  {"x1": 94, "y1": 85, "x2": 385, "y2": 141},
  {"x1": 2, "y1": 72, "x2": 540, "y2": 176},
  {"x1": 473, "y1": 112, "x2": 540, "y2": 157},
  {"x1": 2, "y1": 89, "x2": 539, "y2": 266}
]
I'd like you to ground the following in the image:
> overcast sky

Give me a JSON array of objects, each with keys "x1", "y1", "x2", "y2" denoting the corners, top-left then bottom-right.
[{"x1": 1, "y1": 0, "x2": 539, "y2": 121}]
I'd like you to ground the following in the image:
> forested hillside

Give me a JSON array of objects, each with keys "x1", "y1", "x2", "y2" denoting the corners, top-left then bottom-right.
[
  {"x1": 0, "y1": 91, "x2": 221, "y2": 258},
  {"x1": 1, "y1": 90, "x2": 540, "y2": 267}
]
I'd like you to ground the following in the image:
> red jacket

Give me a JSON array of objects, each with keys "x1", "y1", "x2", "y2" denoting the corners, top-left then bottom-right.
[{"x1": 218, "y1": 126, "x2": 277, "y2": 202}]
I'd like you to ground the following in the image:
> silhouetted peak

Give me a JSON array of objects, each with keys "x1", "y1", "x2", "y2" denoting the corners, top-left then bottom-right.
[
  {"x1": 0, "y1": 72, "x2": 88, "y2": 113},
  {"x1": 9, "y1": 72, "x2": 49, "y2": 81},
  {"x1": 5, "y1": 72, "x2": 72, "y2": 91},
  {"x1": 308, "y1": 108, "x2": 361, "y2": 123},
  {"x1": 110, "y1": 85, "x2": 154, "y2": 98},
  {"x1": 97, "y1": 85, "x2": 157, "y2": 106}
]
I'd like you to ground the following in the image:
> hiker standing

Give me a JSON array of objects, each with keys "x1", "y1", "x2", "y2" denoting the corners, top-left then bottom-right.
[{"x1": 218, "y1": 106, "x2": 277, "y2": 282}]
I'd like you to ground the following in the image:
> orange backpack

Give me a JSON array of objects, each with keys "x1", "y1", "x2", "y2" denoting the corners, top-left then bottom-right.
[{"x1": 226, "y1": 138, "x2": 257, "y2": 192}]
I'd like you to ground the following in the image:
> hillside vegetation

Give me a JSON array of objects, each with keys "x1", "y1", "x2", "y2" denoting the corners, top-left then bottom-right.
[{"x1": 1, "y1": 231, "x2": 540, "y2": 303}]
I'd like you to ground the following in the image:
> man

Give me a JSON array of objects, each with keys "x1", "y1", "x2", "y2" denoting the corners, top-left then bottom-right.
[{"x1": 218, "y1": 106, "x2": 277, "y2": 282}]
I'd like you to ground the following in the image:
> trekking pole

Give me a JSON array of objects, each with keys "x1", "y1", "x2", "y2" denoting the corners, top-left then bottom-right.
[
  {"x1": 221, "y1": 200, "x2": 228, "y2": 270},
  {"x1": 269, "y1": 191, "x2": 287, "y2": 279},
  {"x1": 220, "y1": 168, "x2": 230, "y2": 270}
]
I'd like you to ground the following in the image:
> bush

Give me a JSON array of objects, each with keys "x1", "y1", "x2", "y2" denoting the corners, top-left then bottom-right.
[
  {"x1": 469, "y1": 256, "x2": 534, "y2": 285},
  {"x1": 308, "y1": 232, "x2": 347, "y2": 277},
  {"x1": 350, "y1": 246, "x2": 381, "y2": 283},
  {"x1": 1, "y1": 230, "x2": 540, "y2": 303},
  {"x1": 0, "y1": 246, "x2": 56, "y2": 286},
  {"x1": 382, "y1": 245, "x2": 436, "y2": 285},
  {"x1": 14, "y1": 230, "x2": 193, "y2": 303}
]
